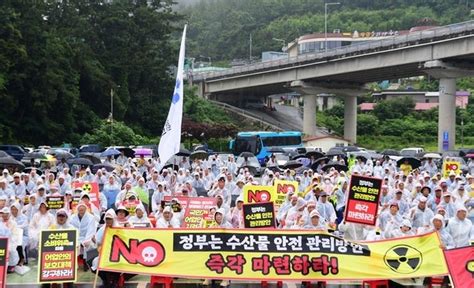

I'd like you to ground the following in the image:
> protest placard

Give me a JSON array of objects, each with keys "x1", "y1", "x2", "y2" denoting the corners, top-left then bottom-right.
[
  {"x1": 243, "y1": 185, "x2": 275, "y2": 204},
  {"x1": 72, "y1": 181, "x2": 100, "y2": 208},
  {"x1": 38, "y1": 229, "x2": 77, "y2": 284},
  {"x1": 344, "y1": 175, "x2": 382, "y2": 226},
  {"x1": 0, "y1": 238, "x2": 7, "y2": 288},
  {"x1": 442, "y1": 161, "x2": 461, "y2": 178},
  {"x1": 182, "y1": 197, "x2": 217, "y2": 228},
  {"x1": 243, "y1": 202, "x2": 276, "y2": 229},
  {"x1": 273, "y1": 180, "x2": 298, "y2": 208},
  {"x1": 46, "y1": 195, "x2": 65, "y2": 210}
]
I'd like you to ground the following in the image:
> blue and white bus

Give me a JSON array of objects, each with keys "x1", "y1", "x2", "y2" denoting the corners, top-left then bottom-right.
[{"x1": 230, "y1": 131, "x2": 304, "y2": 165}]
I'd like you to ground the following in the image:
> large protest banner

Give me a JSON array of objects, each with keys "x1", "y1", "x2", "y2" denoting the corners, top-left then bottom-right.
[
  {"x1": 72, "y1": 181, "x2": 100, "y2": 208},
  {"x1": 243, "y1": 185, "x2": 275, "y2": 204},
  {"x1": 243, "y1": 202, "x2": 276, "y2": 229},
  {"x1": 0, "y1": 238, "x2": 7, "y2": 288},
  {"x1": 99, "y1": 228, "x2": 448, "y2": 281},
  {"x1": 183, "y1": 197, "x2": 217, "y2": 228},
  {"x1": 444, "y1": 246, "x2": 474, "y2": 288},
  {"x1": 273, "y1": 180, "x2": 298, "y2": 208},
  {"x1": 38, "y1": 230, "x2": 77, "y2": 284},
  {"x1": 345, "y1": 175, "x2": 382, "y2": 226}
]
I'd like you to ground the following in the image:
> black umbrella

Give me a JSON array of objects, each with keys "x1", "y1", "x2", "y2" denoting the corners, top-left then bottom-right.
[
  {"x1": 266, "y1": 165, "x2": 283, "y2": 173},
  {"x1": 280, "y1": 160, "x2": 303, "y2": 170},
  {"x1": 291, "y1": 154, "x2": 308, "y2": 160},
  {"x1": 239, "y1": 152, "x2": 255, "y2": 158},
  {"x1": 0, "y1": 151, "x2": 10, "y2": 158},
  {"x1": 25, "y1": 152, "x2": 46, "y2": 159},
  {"x1": 238, "y1": 165, "x2": 259, "y2": 176},
  {"x1": 175, "y1": 148, "x2": 191, "y2": 157},
  {"x1": 0, "y1": 157, "x2": 25, "y2": 169},
  {"x1": 92, "y1": 163, "x2": 116, "y2": 173},
  {"x1": 160, "y1": 164, "x2": 179, "y2": 173},
  {"x1": 322, "y1": 162, "x2": 348, "y2": 172},
  {"x1": 397, "y1": 157, "x2": 421, "y2": 169},
  {"x1": 305, "y1": 151, "x2": 324, "y2": 159},
  {"x1": 51, "y1": 151, "x2": 74, "y2": 160},
  {"x1": 267, "y1": 147, "x2": 285, "y2": 154},
  {"x1": 67, "y1": 157, "x2": 94, "y2": 166},
  {"x1": 190, "y1": 150, "x2": 208, "y2": 160},
  {"x1": 310, "y1": 157, "x2": 331, "y2": 171},
  {"x1": 23, "y1": 167, "x2": 43, "y2": 175},
  {"x1": 77, "y1": 153, "x2": 101, "y2": 164},
  {"x1": 117, "y1": 147, "x2": 135, "y2": 158},
  {"x1": 381, "y1": 149, "x2": 400, "y2": 156},
  {"x1": 326, "y1": 150, "x2": 346, "y2": 157},
  {"x1": 342, "y1": 146, "x2": 360, "y2": 152}
]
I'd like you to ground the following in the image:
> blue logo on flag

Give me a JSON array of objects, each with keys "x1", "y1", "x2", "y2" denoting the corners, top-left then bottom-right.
[{"x1": 172, "y1": 80, "x2": 181, "y2": 104}]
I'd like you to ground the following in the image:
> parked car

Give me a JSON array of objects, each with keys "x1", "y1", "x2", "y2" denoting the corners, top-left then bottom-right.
[
  {"x1": 400, "y1": 147, "x2": 424, "y2": 157},
  {"x1": 0, "y1": 145, "x2": 26, "y2": 161}
]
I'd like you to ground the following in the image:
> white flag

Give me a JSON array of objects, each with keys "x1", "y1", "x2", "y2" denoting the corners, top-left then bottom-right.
[{"x1": 158, "y1": 25, "x2": 187, "y2": 164}]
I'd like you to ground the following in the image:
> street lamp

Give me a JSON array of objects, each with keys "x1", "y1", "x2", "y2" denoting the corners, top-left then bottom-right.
[
  {"x1": 325, "y1": 2, "x2": 340, "y2": 54},
  {"x1": 272, "y1": 38, "x2": 286, "y2": 52}
]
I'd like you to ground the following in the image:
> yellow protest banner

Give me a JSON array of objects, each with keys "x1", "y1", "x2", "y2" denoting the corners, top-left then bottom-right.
[
  {"x1": 442, "y1": 161, "x2": 461, "y2": 178},
  {"x1": 243, "y1": 185, "x2": 275, "y2": 204},
  {"x1": 273, "y1": 180, "x2": 299, "y2": 207},
  {"x1": 98, "y1": 228, "x2": 448, "y2": 281}
]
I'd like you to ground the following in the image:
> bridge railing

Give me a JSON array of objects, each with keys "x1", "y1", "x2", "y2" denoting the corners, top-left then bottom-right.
[{"x1": 194, "y1": 20, "x2": 474, "y2": 82}]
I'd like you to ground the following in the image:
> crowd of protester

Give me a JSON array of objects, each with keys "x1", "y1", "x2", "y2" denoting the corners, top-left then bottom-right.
[{"x1": 0, "y1": 150, "x2": 473, "y2": 287}]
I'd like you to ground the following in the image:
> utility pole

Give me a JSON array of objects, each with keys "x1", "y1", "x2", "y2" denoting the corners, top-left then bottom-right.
[{"x1": 249, "y1": 33, "x2": 253, "y2": 63}]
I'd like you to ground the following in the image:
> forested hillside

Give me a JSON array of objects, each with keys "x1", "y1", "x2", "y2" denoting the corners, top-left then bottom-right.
[
  {"x1": 0, "y1": 0, "x2": 179, "y2": 145},
  {"x1": 185, "y1": 0, "x2": 473, "y2": 61}
]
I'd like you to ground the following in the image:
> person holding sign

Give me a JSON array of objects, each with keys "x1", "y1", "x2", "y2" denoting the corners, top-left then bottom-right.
[
  {"x1": 317, "y1": 191, "x2": 337, "y2": 226},
  {"x1": 156, "y1": 206, "x2": 180, "y2": 228},
  {"x1": 29, "y1": 202, "x2": 54, "y2": 250},
  {"x1": 70, "y1": 202, "x2": 98, "y2": 271},
  {"x1": 129, "y1": 204, "x2": 152, "y2": 228},
  {"x1": 10, "y1": 203, "x2": 28, "y2": 265},
  {"x1": 304, "y1": 210, "x2": 327, "y2": 231},
  {"x1": 0, "y1": 207, "x2": 21, "y2": 269}
]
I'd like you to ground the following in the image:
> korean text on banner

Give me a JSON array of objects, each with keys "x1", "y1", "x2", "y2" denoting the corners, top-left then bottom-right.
[
  {"x1": 99, "y1": 229, "x2": 448, "y2": 281},
  {"x1": 183, "y1": 197, "x2": 217, "y2": 228},
  {"x1": 345, "y1": 175, "x2": 382, "y2": 226},
  {"x1": 243, "y1": 202, "x2": 276, "y2": 229},
  {"x1": 38, "y1": 230, "x2": 77, "y2": 284}
]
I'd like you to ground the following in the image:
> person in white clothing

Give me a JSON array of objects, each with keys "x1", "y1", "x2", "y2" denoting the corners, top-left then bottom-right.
[{"x1": 446, "y1": 205, "x2": 473, "y2": 247}]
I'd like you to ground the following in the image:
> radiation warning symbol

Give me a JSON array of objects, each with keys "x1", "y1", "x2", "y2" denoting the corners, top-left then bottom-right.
[
  {"x1": 82, "y1": 183, "x2": 92, "y2": 193},
  {"x1": 383, "y1": 245, "x2": 422, "y2": 274}
]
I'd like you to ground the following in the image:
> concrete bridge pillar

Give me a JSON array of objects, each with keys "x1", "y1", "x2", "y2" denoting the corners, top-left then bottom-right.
[
  {"x1": 424, "y1": 60, "x2": 474, "y2": 151},
  {"x1": 438, "y1": 78, "x2": 457, "y2": 151},
  {"x1": 303, "y1": 94, "x2": 317, "y2": 136},
  {"x1": 344, "y1": 95, "x2": 358, "y2": 144}
]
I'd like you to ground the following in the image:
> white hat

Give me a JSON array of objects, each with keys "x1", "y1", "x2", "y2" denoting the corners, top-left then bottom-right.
[
  {"x1": 163, "y1": 206, "x2": 172, "y2": 213},
  {"x1": 0, "y1": 207, "x2": 10, "y2": 214},
  {"x1": 432, "y1": 214, "x2": 444, "y2": 222},
  {"x1": 400, "y1": 219, "x2": 412, "y2": 229},
  {"x1": 309, "y1": 210, "x2": 320, "y2": 218},
  {"x1": 456, "y1": 205, "x2": 468, "y2": 212},
  {"x1": 419, "y1": 196, "x2": 428, "y2": 203}
]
